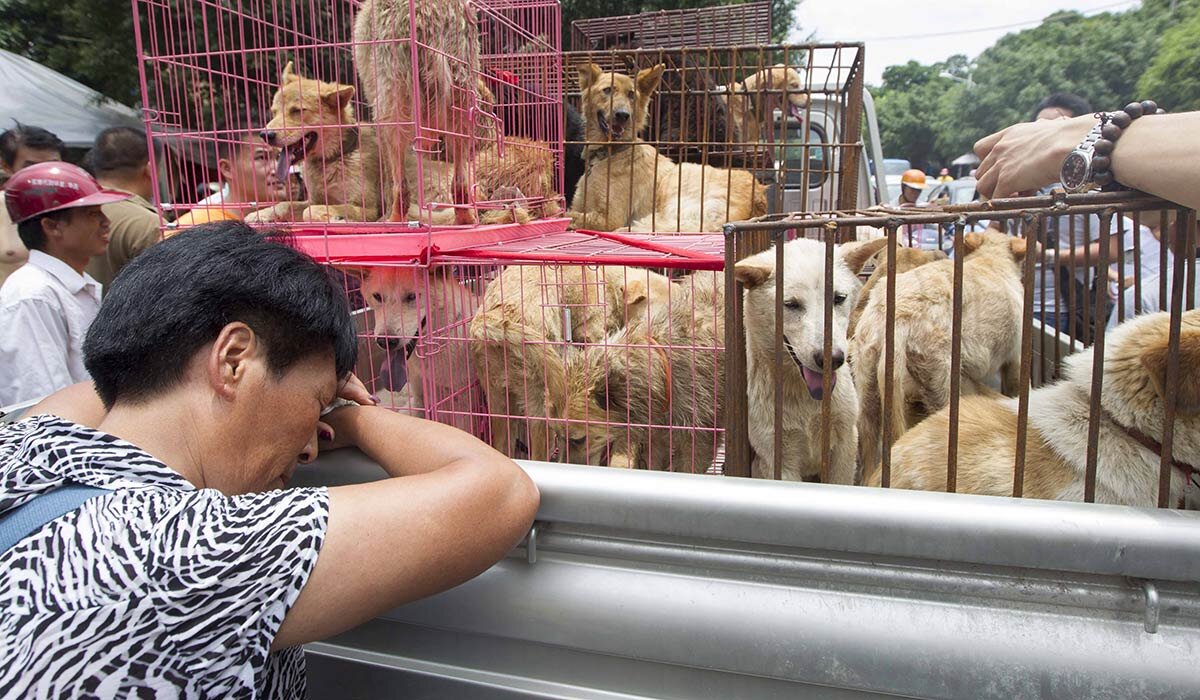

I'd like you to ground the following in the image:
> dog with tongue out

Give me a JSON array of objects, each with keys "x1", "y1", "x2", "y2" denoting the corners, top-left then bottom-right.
[{"x1": 734, "y1": 237, "x2": 887, "y2": 485}]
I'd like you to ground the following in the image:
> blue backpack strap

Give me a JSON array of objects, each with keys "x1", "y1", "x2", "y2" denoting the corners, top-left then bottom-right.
[{"x1": 0, "y1": 484, "x2": 110, "y2": 554}]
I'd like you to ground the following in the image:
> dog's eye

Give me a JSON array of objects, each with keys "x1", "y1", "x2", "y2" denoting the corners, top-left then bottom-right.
[
  {"x1": 404, "y1": 292, "x2": 417, "y2": 302},
  {"x1": 288, "y1": 107, "x2": 301, "y2": 117},
  {"x1": 626, "y1": 90, "x2": 635, "y2": 99},
  {"x1": 602, "y1": 87, "x2": 612, "y2": 95},
  {"x1": 833, "y1": 292, "x2": 847, "y2": 306},
  {"x1": 784, "y1": 299, "x2": 802, "y2": 310},
  {"x1": 569, "y1": 435, "x2": 586, "y2": 446},
  {"x1": 371, "y1": 292, "x2": 383, "y2": 303}
]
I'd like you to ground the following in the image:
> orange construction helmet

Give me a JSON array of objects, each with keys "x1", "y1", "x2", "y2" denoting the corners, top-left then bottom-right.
[{"x1": 900, "y1": 168, "x2": 928, "y2": 190}]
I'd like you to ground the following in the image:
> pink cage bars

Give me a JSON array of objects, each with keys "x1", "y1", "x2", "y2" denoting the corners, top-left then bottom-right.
[{"x1": 133, "y1": 0, "x2": 569, "y2": 257}]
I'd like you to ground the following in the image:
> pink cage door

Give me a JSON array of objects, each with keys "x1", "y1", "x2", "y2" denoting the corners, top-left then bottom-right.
[{"x1": 132, "y1": 0, "x2": 569, "y2": 260}]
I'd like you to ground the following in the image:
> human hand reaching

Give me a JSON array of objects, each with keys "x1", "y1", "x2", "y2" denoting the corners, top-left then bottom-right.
[{"x1": 974, "y1": 115, "x2": 1095, "y2": 200}]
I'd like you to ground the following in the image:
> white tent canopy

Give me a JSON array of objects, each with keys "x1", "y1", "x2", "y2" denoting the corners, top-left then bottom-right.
[{"x1": 0, "y1": 49, "x2": 142, "y2": 148}]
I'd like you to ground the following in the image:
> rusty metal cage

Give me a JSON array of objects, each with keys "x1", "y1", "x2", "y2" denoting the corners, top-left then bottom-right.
[
  {"x1": 724, "y1": 191, "x2": 1199, "y2": 509},
  {"x1": 570, "y1": 2, "x2": 772, "y2": 52}
]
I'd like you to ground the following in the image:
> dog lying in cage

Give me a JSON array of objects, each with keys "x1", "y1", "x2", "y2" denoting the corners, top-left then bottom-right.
[
  {"x1": 360, "y1": 266, "x2": 481, "y2": 431},
  {"x1": 468, "y1": 264, "x2": 671, "y2": 460},
  {"x1": 851, "y1": 231, "x2": 1028, "y2": 478},
  {"x1": 354, "y1": 0, "x2": 490, "y2": 224},
  {"x1": 734, "y1": 237, "x2": 884, "y2": 484},
  {"x1": 255, "y1": 62, "x2": 382, "y2": 223},
  {"x1": 875, "y1": 309, "x2": 1200, "y2": 509},
  {"x1": 568, "y1": 63, "x2": 767, "y2": 233},
  {"x1": 722, "y1": 64, "x2": 810, "y2": 144},
  {"x1": 552, "y1": 271, "x2": 726, "y2": 472}
]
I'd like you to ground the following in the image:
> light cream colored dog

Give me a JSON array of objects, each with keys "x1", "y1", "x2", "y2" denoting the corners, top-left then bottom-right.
[
  {"x1": 734, "y1": 238, "x2": 882, "y2": 483},
  {"x1": 569, "y1": 63, "x2": 767, "y2": 233},
  {"x1": 851, "y1": 231, "x2": 1027, "y2": 478},
  {"x1": 846, "y1": 244, "x2": 947, "y2": 338},
  {"x1": 723, "y1": 64, "x2": 809, "y2": 143},
  {"x1": 552, "y1": 271, "x2": 725, "y2": 471},
  {"x1": 468, "y1": 264, "x2": 671, "y2": 459},
  {"x1": 361, "y1": 267, "x2": 481, "y2": 431},
  {"x1": 873, "y1": 309, "x2": 1200, "y2": 508}
]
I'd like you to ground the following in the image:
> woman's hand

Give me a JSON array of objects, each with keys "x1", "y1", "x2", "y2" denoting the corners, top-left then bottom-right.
[
  {"x1": 316, "y1": 374, "x2": 377, "y2": 451},
  {"x1": 974, "y1": 115, "x2": 1095, "y2": 200}
]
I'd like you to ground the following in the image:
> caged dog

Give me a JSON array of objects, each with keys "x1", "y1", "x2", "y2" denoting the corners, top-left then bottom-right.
[
  {"x1": 256, "y1": 62, "x2": 381, "y2": 223},
  {"x1": 361, "y1": 266, "x2": 481, "y2": 431},
  {"x1": 874, "y1": 309, "x2": 1200, "y2": 509},
  {"x1": 851, "y1": 231, "x2": 1028, "y2": 478},
  {"x1": 846, "y1": 242, "x2": 948, "y2": 338},
  {"x1": 734, "y1": 238, "x2": 884, "y2": 484},
  {"x1": 552, "y1": 271, "x2": 725, "y2": 472},
  {"x1": 468, "y1": 264, "x2": 671, "y2": 460},
  {"x1": 354, "y1": 0, "x2": 491, "y2": 224},
  {"x1": 568, "y1": 63, "x2": 767, "y2": 233},
  {"x1": 723, "y1": 64, "x2": 810, "y2": 144}
]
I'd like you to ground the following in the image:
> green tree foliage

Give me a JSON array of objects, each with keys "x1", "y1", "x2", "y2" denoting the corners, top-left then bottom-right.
[
  {"x1": 1138, "y1": 3, "x2": 1200, "y2": 111},
  {"x1": 873, "y1": 0, "x2": 1198, "y2": 168}
]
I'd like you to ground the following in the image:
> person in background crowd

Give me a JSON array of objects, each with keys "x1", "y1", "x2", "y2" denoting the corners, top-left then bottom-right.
[
  {"x1": 937, "y1": 167, "x2": 953, "y2": 184},
  {"x1": 1031, "y1": 92, "x2": 1093, "y2": 122},
  {"x1": 0, "y1": 125, "x2": 68, "y2": 286},
  {"x1": 172, "y1": 133, "x2": 286, "y2": 229},
  {"x1": 84, "y1": 127, "x2": 163, "y2": 290},
  {"x1": 897, "y1": 168, "x2": 926, "y2": 206},
  {"x1": 0, "y1": 163, "x2": 129, "y2": 406}
]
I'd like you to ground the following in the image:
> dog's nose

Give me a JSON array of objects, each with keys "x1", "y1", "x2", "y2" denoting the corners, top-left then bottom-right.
[
  {"x1": 612, "y1": 110, "x2": 631, "y2": 124},
  {"x1": 376, "y1": 336, "x2": 401, "y2": 350},
  {"x1": 812, "y1": 350, "x2": 845, "y2": 371},
  {"x1": 260, "y1": 130, "x2": 277, "y2": 145}
]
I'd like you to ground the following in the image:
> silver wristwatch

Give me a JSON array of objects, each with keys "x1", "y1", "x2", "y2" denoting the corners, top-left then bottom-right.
[{"x1": 1060, "y1": 118, "x2": 1105, "y2": 193}]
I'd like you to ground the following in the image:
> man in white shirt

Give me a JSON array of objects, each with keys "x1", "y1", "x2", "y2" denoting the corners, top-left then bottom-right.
[{"x1": 0, "y1": 162, "x2": 130, "y2": 406}]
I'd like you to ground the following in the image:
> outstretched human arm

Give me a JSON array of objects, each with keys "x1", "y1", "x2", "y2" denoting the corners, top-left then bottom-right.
[
  {"x1": 974, "y1": 112, "x2": 1200, "y2": 210},
  {"x1": 271, "y1": 406, "x2": 539, "y2": 650}
]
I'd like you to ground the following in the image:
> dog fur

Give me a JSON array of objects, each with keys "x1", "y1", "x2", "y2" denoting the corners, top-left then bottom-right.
[
  {"x1": 569, "y1": 63, "x2": 767, "y2": 233},
  {"x1": 257, "y1": 62, "x2": 381, "y2": 222},
  {"x1": 468, "y1": 264, "x2": 670, "y2": 459},
  {"x1": 361, "y1": 266, "x2": 481, "y2": 431},
  {"x1": 724, "y1": 64, "x2": 809, "y2": 144},
  {"x1": 872, "y1": 309, "x2": 1200, "y2": 508},
  {"x1": 847, "y1": 243, "x2": 948, "y2": 338},
  {"x1": 734, "y1": 238, "x2": 882, "y2": 483},
  {"x1": 851, "y1": 231, "x2": 1027, "y2": 478},
  {"x1": 552, "y1": 271, "x2": 725, "y2": 471},
  {"x1": 354, "y1": 0, "x2": 488, "y2": 224}
]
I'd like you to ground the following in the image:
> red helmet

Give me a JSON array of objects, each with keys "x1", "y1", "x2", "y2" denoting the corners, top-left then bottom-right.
[{"x1": 4, "y1": 161, "x2": 130, "y2": 224}]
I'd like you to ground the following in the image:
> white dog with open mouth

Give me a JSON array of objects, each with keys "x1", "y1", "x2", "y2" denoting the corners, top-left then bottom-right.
[{"x1": 734, "y1": 238, "x2": 882, "y2": 484}]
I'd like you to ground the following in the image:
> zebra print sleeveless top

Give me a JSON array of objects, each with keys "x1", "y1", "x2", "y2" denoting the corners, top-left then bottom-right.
[{"x1": 0, "y1": 415, "x2": 329, "y2": 698}]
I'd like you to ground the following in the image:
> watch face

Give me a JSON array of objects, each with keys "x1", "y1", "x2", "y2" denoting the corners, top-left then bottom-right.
[{"x1": 1061, "y1": 151, "x2": 1091, "y2": 191}]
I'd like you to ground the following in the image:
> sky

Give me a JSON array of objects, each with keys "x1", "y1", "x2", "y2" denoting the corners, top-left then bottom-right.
[{"x1": 792, "y1": 0, "x2": 1143, "y2": 85}]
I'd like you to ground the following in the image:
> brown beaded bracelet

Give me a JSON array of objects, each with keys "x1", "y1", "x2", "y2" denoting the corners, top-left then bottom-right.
[{"x1": 1092, "y1": 100, "x2": 1166, "y2": 189}]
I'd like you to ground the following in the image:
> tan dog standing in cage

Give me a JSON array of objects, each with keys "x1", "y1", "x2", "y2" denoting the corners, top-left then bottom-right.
[
  {"x1": 361, "y1": 266, "x2": 481, "y2": 432},
  {"x1": 553, "y1": 271, "x2": 725, "y2": 472},
  {"x1": 468, "y1": 264, "x2": 671, "y2": 460},
  {"x1": 354, "y1": 0, "x2": 490, "y2": 224},
  {"x1": 734, "y1": 238, "x2": 883, "y2": 484},
  {"x1": 256, "y1": 62, "x2": 382, "y2": 223},
  {"x1": 874, "y1": 309, "x2": 1200, "y2": 509},
  {"x1": 569, "y1": 63, "x2": 767, "y2": 233},
  {"x1": 851, "y1": 231, "x2": 1028, "y2": 479}
]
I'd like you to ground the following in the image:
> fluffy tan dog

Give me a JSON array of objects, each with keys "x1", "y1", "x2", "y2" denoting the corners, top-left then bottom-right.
[
  {"x1": 872, "y1": 309, "x2": 1200, "y2": 508},
  {"x1": 468, "y1": 264, "x2": 670, "y2": 459},
  {"x1": 847, "y1": 243, "x2": 948, "y2": 338},
  {"x1": 257, "y1": 62, "x2": 381, "y2": 222},
  {"x1": 851, "y1": 231, "x2": 1028, "y2": 478},
  {"x1": 735, "y1": 238, "x2": 882, "y2": 484},
  {"x1": 724, "y1": 64, "x2": 810, "y2": 143},
  {"x1": 354, "y1": 0, "x2": 488, "y2": 224},
  {"x1": 569, "y1": 63, "x2": 766, "y2": 233},
  {"x1": 552, "y1": 272, "x2": 725, "y2": 472}
]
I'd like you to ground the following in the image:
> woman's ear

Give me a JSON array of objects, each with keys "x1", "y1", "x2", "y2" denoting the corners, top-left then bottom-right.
[{"x1": 208, "y1": 322, "x2": 257, "y2": 399}]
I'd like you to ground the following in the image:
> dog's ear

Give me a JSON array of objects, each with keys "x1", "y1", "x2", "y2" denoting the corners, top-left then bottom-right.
[
  {"x1": 962, "y1": 232, "x2": 985, "y2": 256},
  {"x1": 1141, "y1": 319, "x2": 1200, "y2": 415},
  {"x1": 324, "y1": 84, "x2": 355, "y2": 109},
  {"x1": 280, "y1": 60, "x2": 298, "y2": 84},
  {"x1": 1009, "y1": 237, "x2": 1029, "y2": 261},
  {"x1": 578, "y1": 62, "x2": 602, "y2": 91},
  {"x1": 636, "y1": 64, "x2": 666, "y2": 97},
  {"x1": 841, "y1": 238, "x2": 889, "y2": 275},
  {"x1": 624, "y1": 278, "x2": 648, "y2": 307},
  {"x1": 734, "y1": 258, "x2": 773, "y2": 289}
]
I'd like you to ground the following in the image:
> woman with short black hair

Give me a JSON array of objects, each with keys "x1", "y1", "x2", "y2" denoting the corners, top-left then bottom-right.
[{"x1": 0, "y1": 221, "x2": 539, "y2": 698}]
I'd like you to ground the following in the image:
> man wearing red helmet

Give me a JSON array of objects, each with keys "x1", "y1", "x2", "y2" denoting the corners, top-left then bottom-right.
[{"x1": 0, "y1": 162, "x2": 130, "y2": 406}]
